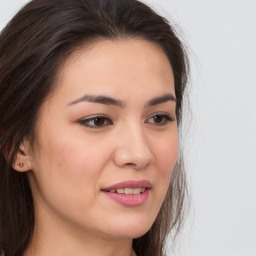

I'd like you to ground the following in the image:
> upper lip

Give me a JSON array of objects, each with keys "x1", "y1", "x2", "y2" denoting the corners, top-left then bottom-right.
[{"x1": 101, "y1": 179, "x2": 153, "y2": 191}]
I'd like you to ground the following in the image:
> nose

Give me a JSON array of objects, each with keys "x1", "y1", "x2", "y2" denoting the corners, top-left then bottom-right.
[{"x1": 113, "y1": 124, "x2": 155, "y2": 170}]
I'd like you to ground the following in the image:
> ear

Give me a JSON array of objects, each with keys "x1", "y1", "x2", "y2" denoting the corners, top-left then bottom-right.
[{"x1": 12, "y1": 139, "x2": 33, "y2": 172}]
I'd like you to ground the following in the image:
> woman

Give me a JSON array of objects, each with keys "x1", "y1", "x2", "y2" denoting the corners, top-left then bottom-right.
[{"x1": 0, "y1": 0, "x2": 189, "y2": 255}]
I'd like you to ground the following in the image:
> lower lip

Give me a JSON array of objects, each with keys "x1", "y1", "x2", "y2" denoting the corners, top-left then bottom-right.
[{"x1": 101, "y1": 189, "x2": 150, "y2": 207}]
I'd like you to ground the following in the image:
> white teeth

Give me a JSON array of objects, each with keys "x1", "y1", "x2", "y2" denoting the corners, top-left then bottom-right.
[
  {"x1": 132, "y1": 188, "x2": 141, "y2": 195},
  {"x1": 109, "y1": 188, "x2": 146, "y2": 194},
  {"x1": 117, "y1": 188, "x2": 124, "y2": 193},
  {"x1": 124, "y1": 188, "x2": 133, "y2": 195}
]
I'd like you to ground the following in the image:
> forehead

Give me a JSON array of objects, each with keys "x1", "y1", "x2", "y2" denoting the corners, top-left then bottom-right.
[{"x1": 51, "y1": 38, "x2": 175, "y2": 104}]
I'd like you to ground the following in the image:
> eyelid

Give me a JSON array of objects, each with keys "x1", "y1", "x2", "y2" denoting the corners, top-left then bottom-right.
[
  {"x1": 77, "y1": 112, "x2": 175, "y2": 129},
  {"x1": 145, "y1": 112, "x2": 175, "y2": 125},
  {"x1": 78, "y1": 114, "x2": 113, "y2": 128}
]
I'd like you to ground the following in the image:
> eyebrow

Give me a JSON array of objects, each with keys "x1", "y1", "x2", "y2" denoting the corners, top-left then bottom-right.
[
  {"x1": 68, "y1": 94, "x2": 124, "y2": 107},
  {"x1": 145, "y1": 94, "x2": 176, "y2": 107},
  {"x1": 67, "y1": 93, "x2": 176, "y2": 108}
]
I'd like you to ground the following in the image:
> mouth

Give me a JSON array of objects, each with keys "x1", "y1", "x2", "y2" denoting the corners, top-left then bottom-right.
[
  {"x1": 101, "y1": 180, "x2": 152, "y2": 207},
  {"x1": 102, "y1": 187, "x2": 147, "y2": 194}
]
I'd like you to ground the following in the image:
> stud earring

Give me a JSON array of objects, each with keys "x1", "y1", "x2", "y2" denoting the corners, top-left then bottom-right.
[{"x1": 18, "y1": 163, "x2": 24, "y2": 167}]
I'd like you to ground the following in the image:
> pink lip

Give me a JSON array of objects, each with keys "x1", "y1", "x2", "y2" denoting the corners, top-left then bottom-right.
[
  {"x1": 101, "y1": 179, "x2": 152, "y2": 207},
  {"x1": 101, "y1": 179, "x2": 152, "y2": 191}
]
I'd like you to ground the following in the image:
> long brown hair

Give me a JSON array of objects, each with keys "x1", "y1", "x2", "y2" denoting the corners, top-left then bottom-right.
[{"x1": 0, "y1": 0, "x2": 189, "y2": 255}]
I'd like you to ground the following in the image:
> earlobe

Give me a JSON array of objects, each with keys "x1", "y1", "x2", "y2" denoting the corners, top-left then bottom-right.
[{"x1": 12, "y1": 140, "x2": 33, "y2": 173}]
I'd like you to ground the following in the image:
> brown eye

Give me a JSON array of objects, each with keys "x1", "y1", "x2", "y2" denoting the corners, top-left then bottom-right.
[
  {"x1": 78, "y1": 116, "x2": 113, "y2": 128},
  {"x1": 93, "y1": 117, "x2": 106, "y2": 126},
  {"x1": 153, "y1": 115, "x2": 164, "y2": 124},
  {"x1": 146, "y1": 114, "x2": 173, "y2": 126}
]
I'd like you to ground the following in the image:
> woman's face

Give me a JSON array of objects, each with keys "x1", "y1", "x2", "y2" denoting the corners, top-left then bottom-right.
[{"x1": 28, "y1": 39, "x2": 178, "y2": 239}]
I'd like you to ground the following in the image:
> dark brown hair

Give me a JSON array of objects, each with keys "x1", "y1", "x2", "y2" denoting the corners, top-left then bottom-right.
[{"x1": 0, "y1": 0, "x2": 189, "y2": 255}]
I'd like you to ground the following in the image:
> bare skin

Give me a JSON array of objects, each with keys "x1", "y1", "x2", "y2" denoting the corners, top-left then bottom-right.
[{"x1": 14, "y1": 38, "x2": 178, "y2": 256}]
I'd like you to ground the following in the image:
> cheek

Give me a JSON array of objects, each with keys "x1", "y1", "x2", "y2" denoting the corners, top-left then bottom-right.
[
  {"x1": 56, "y1": 144, "x2": 101, "y2": 179},
  {"x1": 152, "y1": 134, "x2": 179, "y2": 196},
  {"x1": 36, "y1": 122, "x2": 105, "y2": 176},
  {"x1": 30, "y1": 133, "x2": 109, "y2": 219},
  {"x1": 156, "y1": 135, "x2": 179, "y2": 176}
]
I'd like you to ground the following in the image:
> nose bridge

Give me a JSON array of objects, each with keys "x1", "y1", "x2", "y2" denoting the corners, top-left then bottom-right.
[{"x1": 113, "y1": 119, "x2": 155, "y2": 169}]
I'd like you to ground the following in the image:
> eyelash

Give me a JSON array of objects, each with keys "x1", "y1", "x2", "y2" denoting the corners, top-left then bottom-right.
[
  {"x1": 146, "y1": 114, "x2": 174, "y2": 126},
  {"x1": 78, "y1": 113, "x2": 174, "y2": 129},
  {"x1": 78, "y1": 115, "x2": 112, "y2": 128}
]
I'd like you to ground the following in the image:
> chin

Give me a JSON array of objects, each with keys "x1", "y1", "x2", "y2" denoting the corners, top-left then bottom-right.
[{"x1": 104, "y1": 215, "x2": 154, "y2": 239}]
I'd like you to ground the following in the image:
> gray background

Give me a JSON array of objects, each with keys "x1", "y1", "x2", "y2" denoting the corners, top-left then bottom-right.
[{"x1": 1, "y1": 0, "x2": 255, "y2": 255}]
